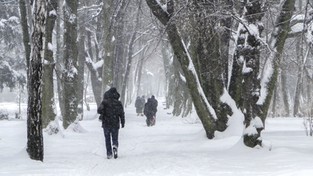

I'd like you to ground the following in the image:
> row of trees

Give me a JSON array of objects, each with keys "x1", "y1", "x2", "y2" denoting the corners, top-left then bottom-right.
[
  {"x1": 1, "y1": 0, "x2": 313, "y2": 161},
  {"x1": 17, "y1": 0, "x2": 164, "y2": 161},
  {"x1": 146, "y1": 0, "x2": 313, "y2": 148}
]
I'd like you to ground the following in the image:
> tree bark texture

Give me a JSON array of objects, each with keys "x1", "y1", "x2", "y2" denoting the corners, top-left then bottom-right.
[
  {"x1": 27, "y1": 0, "x2": 45, "y2": 161},
  {"x1": 77, "y1": 1, "x2": 88, "y2": 120},
  {"x1": 229, "y1": 1, "x2": 264, "y2": 147},
  {"x1": 85, "y1": 31, "x2": 102, "y2": 107},
  {"x1": 63, "y1": 0, "x2": 78, "y2": 129},
  {"x1": 258, "y1": 0, "x2": 296, "y2": 123},
  {"x1": 56, "y1": 0, "x2": 65, "y2": 119},
  {"x1": 188, "y1": 1, "x2": 228, "y2": 131},
  {"x1": 101, "y1": 0, "x2": 114, "y2": 93},
  {"x1": 146, "y1": 0, "x2": 216, "y2": 138},
  {"x1": 19, "y1": 0, "x2": 31, "y2": 79},
  {"x1": 42, "y1": 0, "x2": 58, "y2": 128}
]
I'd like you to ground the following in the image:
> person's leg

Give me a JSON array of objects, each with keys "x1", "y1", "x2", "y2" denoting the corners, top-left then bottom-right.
[
  {"x1": 103, "y1": 128, "x2": 113, "y2": 158},
  {"x1": 151, "y1": 116, "x2": 155, "y2": 126},
  {"x1": 112, "y1": 128, "x2": 119, "y2": 158},
  {"x1": 146, "y1": 117, "x2": 150, "y2": 126}
]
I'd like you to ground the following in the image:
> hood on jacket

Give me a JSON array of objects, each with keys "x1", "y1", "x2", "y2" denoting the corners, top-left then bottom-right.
[{"x1": 103, "y1": 87, "x2": 120, "y2": 100}]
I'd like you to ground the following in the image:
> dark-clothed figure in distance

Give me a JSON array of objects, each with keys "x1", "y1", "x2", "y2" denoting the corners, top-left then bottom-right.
[
  {"x1": 97, "y1": 87, "x2": 125, "y2": 159},
  {"x1": 150, "y1": 95, "x2": 158, "y2": 117},
  {"x1": 144, "y1": 96, "x2": 158, "y2": 126},
  {"x1": 135, "y1": 96, "x2": 144, "y2": 116},
  {"x1": 144, "y1": 98, "x2": 154, "y2": 126}
]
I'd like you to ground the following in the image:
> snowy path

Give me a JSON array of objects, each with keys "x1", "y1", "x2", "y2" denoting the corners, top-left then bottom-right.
[{"x1": 1, "y1": 101, "x2": 313, "y2": 175}]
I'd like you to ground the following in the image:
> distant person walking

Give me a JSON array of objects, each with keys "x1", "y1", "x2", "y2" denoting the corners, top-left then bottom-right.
[
  {"x1": 150, "y1": 95, "x2": 158, "y2": 117},
  {"x1": 97, "y1": 87, "x2": 125, "y2": 159},
  {"x1": 144, "y1": 95, "x2": 158, "y2": 126},
  {"x1": 135, "y1": 96, "x2": 144, "y2": 116}
]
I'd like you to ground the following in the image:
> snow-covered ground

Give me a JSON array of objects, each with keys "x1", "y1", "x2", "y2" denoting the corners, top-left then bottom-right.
[{"x1": 1, "y1": 99, "x2": 313, "y2": 176}]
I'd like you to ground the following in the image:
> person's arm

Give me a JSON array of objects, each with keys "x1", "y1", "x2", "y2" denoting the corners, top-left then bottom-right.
[
  {"x1": 119, "y1": 102, "x2": 125, "y2": 128},
  {"x1": 97, "y1": 102, "x2": 104, "y2": 114}
]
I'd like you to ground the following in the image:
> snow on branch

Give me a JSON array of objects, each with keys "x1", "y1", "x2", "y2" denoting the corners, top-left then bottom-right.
[
  {"x1": 156, "y1": 0, "x2": 169, "y2": 15},
  {"x1": 257, "y1": 51, "x2": 274, "y2": 105}
]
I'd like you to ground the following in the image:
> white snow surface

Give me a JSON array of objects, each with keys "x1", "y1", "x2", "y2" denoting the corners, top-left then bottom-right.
[{"x1": 1, "y1": 100, "x2": 313, "y2": 176}]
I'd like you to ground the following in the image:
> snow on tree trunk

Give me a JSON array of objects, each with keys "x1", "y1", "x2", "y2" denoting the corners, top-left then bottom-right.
[
  {"x1": 229, "y1": 1, "x2": 265, "y2": 147},
  {"x1": 145, "y1": 0, "x2": 217, "y2": 138},
  {"x1": 63, "y1": 0, "x2": 78, "y2": 129},
  {"x1": 27, "y1": 0, "x2": 46, "y2": 161},
  {"x1": 257, "y1": 0, "x2": 296, "y2": 122},
  {"x1": 42, "y1": 0, "x2": 58, "y2": 129},
  {"x1": 187, "y1": 1, "x2": 229, "y2": 131},
  {"x1": 55, "y1": 0, "x2": 66, "y2": 119}
]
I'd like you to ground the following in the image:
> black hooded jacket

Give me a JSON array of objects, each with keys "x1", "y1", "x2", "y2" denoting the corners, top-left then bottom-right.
[{"x1": 97, "y1": 88, "x2": 125, "y2": 129}]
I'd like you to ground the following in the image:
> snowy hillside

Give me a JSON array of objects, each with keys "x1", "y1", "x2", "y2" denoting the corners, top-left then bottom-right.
[{"x1": 1, "y1": 100, "x2": 313, "y2": 176}]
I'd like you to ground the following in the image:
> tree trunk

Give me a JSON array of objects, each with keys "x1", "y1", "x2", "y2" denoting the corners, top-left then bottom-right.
[
  {"x1": 146, "y1": 0, "x2": 216, "y2": 138},
  {"x1": 56, "y1": 0, "x2": 65, "y2": 119},
  {"x1": 229, "y1": 1, "x2": 265, "y2": 147},
  {"x1": 135, "y1": 47, "x2": 145, "y2": 97},
  {"x1": 271, "y1": 84, "x2": 278, "y2": 117},
  {"x1": 293, "y1": 1, "x2": 306, "y2": 117},
  {"x1": 161, "y1": 41, "x2": 172, "y2": 109},
  {"x1": 27, "y1": 0, "x2": 45, "y2": 161},
  {"x1": 63, "y1": 0, "x2": 78, "y2": 129},
  {"x1": 77, "y1": 1, "x2": 87, "y2": 120},
  {"x1": 42, "y1": 0, "x2": 57, "y2": 128},
  {"x1": 258, "y1": 0, "x2": 296, "y2": 122},
  {"x1": 19, "y1": 0, "x2": 31, "y2": 79},
  {"x1": 281, "y1": 66, "x2": 290, "y2": 116},
  {"x1": 121, "y1": 1, "x2": 141, "y2": 106},
  {"x1": 101, "y1": 0, "x2": 114, "y2": 93},
  {"x1": 113, "y1": 1, "x2": 128, "y2": 91},
  {"x1": 85, "y1": 30, "x2": 102, "y2": 107},
  {"x1": 188, "y1": 1, "x2": 227, "y2": 131}
]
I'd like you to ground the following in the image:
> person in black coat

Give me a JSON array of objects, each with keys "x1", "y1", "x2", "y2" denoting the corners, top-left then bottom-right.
[
  {"x1": 135, "y1": 96, "x2": 144, "y2": 116},
  {"x1": 150, "y1": 95, "x2": 158, "y2": 117},
  {"x1": 144, "y1": 98, "x2": 156, "y2": 126},
  {"x1": 97, "y1": 87, "x2": 125, "y2": 159}
]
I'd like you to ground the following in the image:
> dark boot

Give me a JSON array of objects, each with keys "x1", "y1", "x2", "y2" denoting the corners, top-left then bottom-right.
[{"x1": 113, "y1": 146, "x2": 118, "y2": 159}]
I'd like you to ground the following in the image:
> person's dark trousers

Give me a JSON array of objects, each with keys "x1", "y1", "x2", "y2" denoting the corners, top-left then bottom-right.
[
  {"x1": 146, "y1": 116, "x2": 154, "y2": 126},
  {"x1": 103, "y1": 127, "x2": 119, "y2": 157}
]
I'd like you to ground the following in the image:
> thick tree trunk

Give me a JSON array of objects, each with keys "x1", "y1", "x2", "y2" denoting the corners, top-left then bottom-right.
[
  {"x1": 27, "y1": 0, "x2": 45, "y2": 161},
  {"x1": 42, "y1": 0, "x2": 57, "y2": 128},
  {"x1": 113, "y1": 0, "x2": 128, "y2": 91},
  {"x1": 63, "y1": 0, "x2": 78, "y2": 129},
  {"x1": 146, "y1": 0, "x2": 216, "y2": 138},
  {"x1": 229, "y1": 1, "x2": 265, "y2": 147},
  {"x1": 258, "y1": 0, "x2": 296, "y2": 123},
  {"x1": 101, "y1": 0, "x2": 114, "y2": 93},
  {"x1": 188, "y1": 1, "x2": 228, "y2": 131}
]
